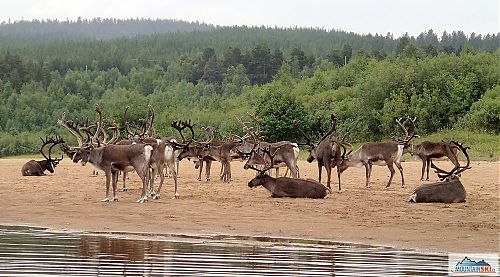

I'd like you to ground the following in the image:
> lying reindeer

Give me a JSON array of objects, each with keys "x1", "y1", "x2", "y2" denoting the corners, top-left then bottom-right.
[
  {"x1": 22, "y1": 136, "x2": 65, "y2": 176},
  {"x1": 246, "y1": 147, "x2": 328, "y2": 199},
  {"x1": 410, "y1": 140, "x2": 470, "y2": 203}
]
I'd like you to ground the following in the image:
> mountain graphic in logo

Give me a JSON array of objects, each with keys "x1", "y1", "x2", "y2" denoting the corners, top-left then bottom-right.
[{"x1": 456, "y1": 257, "x2": 492, "y2": 267}]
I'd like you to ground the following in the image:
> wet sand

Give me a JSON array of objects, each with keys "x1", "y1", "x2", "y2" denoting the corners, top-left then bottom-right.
[{"x1": 1, "y1": 158, "x2": 498, "y2": 253}]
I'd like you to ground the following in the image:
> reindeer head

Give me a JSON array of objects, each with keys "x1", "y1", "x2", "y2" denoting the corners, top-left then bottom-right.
[
  {"x1": 294, "y1": 114, "x2": 337, "y2": 163},
  {"x1": 169, "y1": 120, "x2": 196, "y2": 159},
  {"x1": 232, "y1": 114, "x2": 263, "y2": 158},
  {"x1": 393, "y1": 116, "x2": 418, "y2": 154},
  {"x1": 58, "y1": 105, "x2": 104, "y2": 163},
  {"x1": 246, "y1": 146, "x2": 279, "y2": 188}
]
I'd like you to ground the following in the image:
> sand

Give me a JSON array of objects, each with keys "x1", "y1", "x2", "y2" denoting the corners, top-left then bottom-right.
[{"x1": 1, "y1": 158, "x2": 498, "y2": 253}]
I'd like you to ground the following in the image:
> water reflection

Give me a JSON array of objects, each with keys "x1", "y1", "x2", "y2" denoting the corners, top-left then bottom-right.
[{"x1": 0, "y1": 225, "x2": 450, "y2": 276}]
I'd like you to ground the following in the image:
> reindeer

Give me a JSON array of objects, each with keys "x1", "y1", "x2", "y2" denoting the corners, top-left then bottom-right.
[
  {"x1": 147, "y1": 120, "x2": 195, "y2": 199},
  {"x1": 232, "y1": 114, "x2": 300, "y2": 178},
  {"x1": 338, "y1": 117, "x2": 418, "y2": 189},
  {"x1": 411, "y1": 140, "x2": 459, "y2": 181},
  {"x1": 246, "y1": 147, "x2": 328, "y2": 199},
  {"x1": 58, "y1": 106, "x2": 154, "y2": 203},
  {"x1": 116, "y1": 105, "x2": 160, "y2": 191},
  {"x1": 410, "y1": 141, "x2": 470, "y2": 203},
  {"x1": 295, "y1": 115, "x2": 350, "y2": 192},
  {"x1": 198, "y1": 140, "x2": 240, "y2": 183},
  {"x1": 21, "y1": 136, "x2": 65, "y2": 176},
  {"x1": 176, "y1": 126, "x2": 218, "y2": 181}
]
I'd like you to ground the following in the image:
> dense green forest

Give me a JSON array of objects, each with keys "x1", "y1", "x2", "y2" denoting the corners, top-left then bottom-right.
[{"x1": 0, "y1": 19, "x2": 498, "y2": 158}]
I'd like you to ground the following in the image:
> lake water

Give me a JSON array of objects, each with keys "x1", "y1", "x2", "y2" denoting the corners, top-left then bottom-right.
[{"x1": 0, "y1": 225, "x2": 449, "y2": 276}]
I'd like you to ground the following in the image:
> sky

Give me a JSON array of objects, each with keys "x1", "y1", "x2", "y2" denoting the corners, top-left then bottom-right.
[{"x1": 1, "y1": 0, "x2": 498, "y2": 37}]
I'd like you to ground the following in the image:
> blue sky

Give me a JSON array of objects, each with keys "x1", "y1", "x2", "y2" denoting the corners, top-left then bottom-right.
[{"x1": 1, "y1": 0, "x2": 498, "y2": 37}]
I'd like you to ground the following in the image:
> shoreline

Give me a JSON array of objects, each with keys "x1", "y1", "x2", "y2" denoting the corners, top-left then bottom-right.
[{"x1": 0, "y1": 222, "x2": 448, "y2": 255}]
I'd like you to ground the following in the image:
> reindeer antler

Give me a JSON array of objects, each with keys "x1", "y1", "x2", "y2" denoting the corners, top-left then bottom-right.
[
  {"x1": 244, "y1": 146, "x2": 280, "y2": 174},
  {"x1": 57, "y1": 113, "x2": 85, "y2": 148},
  {"x1": 431, "y1": 140, "x2": 471, "y2": 181},
  {"x1": 394, "y1": 116, "x2": 418, "y2": 144},
  {"x1": 319, "y1": 114, "x2": 337, "y2": 143},
  {"x1": 169, "y1": 119, "x2": 196, "y2": 150},
  {"x1": 293, "y1": 119, "x2": 313, "y2": 146}
]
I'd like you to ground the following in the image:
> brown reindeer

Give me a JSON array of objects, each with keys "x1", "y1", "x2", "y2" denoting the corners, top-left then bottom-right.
[
  {"x1": 232, "y1": 114, "x2": 300, "y2": 178},
  {"x1": 410, "y1": 141, "x2": 470, "y2": 203},
  {"x1": 411, "y1": 140, "x2": 459, "y2": 181},
  {"x1": 21, "y1": 136, "x2": 65, "y2": 176},
  {"x1": 147, "y1": 120, "x2": 195, "y2": 199},
  {"x1": 176, "y1": 127, "x2": 219, "y2": 181},
  {"x1": 338, "y1": 117, "x2": 418, "y2": 189},
  {"x1": 59, "y1": 106, "x2": 154, "y2": 203},
  {"x1": 295, "y1": 115, "x2": 350, "y2": 191},
  {"x1": 246, "y1": 147, "x2": 328, "y2": 199}
]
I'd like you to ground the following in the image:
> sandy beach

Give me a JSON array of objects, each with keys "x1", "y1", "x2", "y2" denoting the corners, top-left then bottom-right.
[{"x1": 1, "y1": 158, "x2": 498, "y2": 253}]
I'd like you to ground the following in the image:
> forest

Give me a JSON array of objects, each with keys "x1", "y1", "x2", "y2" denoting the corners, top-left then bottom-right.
[{"x1": 0, "y1": 19, "x2": 498, "y2": 158}]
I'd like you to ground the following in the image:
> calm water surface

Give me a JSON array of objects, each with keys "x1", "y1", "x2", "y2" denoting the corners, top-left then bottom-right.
[{"x1": 0, "y1": 225, "x2": 449, "y2": 276}]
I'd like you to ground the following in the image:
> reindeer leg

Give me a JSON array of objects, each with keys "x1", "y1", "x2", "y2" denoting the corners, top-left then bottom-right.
[
  {"x1": 166, "y1": 157, "x2": 179, "y2": 199},
  {"x1": 385, "y1": 162, "x2": 396, "y2": 189},
  {"x1": 149, "y1": 168, "x2": 156, "y2": 197},
  {"x1": 337, "y1": 165, "x2": 342, "y2": 192},
  {"x1": 153, "y1": 165, "x2": 165, "y2": 200},
  {"x1": 111, "y1": 170, "x2": 118, "y2": 202},
  {"x1": 317, "y1": 163, "x2": 322, "y2": 184},
  {"x1": 325, "y1": 161, "x2": 332, "y2": 192},
  {"x1": 120, "y1": 172, "x2": 128, "y2": 192},
  {"x1": 225, "y1": 160, "x2": 232, "y2": 183},
  {"x1": 198, "y1": 160, "x2": 203, "y2": 181},
  {"x1": 102, "y1": 170, "x2": 111, "y2": 202},
  {"x1": 285, "y1": 160, "x2": 298, "y2": 179},
  {"x1": 420, "y1": 159, "x2": 426, "y2": 181},
  {"x1": 395, "y1": 160, "x2": 405, "y2": 188},
  {"x1": 425, "y1": 158, "x2": 431, "y2": 181},
  {"x1": 364, "y1": 163, "x2": 371, "y2": 188},
  {"x1": 206, "y1": 160, "x2": 212, "y2": 181},
  {"x1": 137, "y1": 166, "x2": 149, "y2": 203}
]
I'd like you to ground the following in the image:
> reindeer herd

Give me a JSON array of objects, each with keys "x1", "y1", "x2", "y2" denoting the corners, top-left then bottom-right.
[{"x1": 21, "y1": 105, "x2": 471, "y2": 204}]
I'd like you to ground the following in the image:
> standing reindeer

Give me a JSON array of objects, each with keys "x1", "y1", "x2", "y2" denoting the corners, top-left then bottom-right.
[
  {"x1": 58, "y1": 105, "x2": 154, "y2": 203},
  {"x1": 338, "y1": 117, "x2": 418, "y2": 189},
  {"x1": 147, "y1": 120, "x2": 195, "y2": 199},
  {"x1": 246, "y1": 147, "x2": 328, "y2": 199},
  {"x1": 410, "y1": 141, "x2": 470, "y2": 203},
  {"x1": 294, "y1": 114, "x2": 350, "y2": 192},
  {"x1": 232, "y1": 113, "x2": 300, "y2": 178},
  {"x1": 411, "y1": 140, "x2": 459, "y2": 181},
  {"x1": 21, "y1": 136, "x2": 65, "y2": 176}
]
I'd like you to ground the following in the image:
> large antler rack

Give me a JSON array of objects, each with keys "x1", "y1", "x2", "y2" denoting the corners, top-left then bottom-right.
[
  {"x1": 393, "y1": 116, "x2": 418, "y2": 144},
  {"x1": 431, "y1": 140, "x2": 471, "y2": 181},
  {"x1": 320, "y1": 114, "x2": 337, "y2": 143},
  {"x1": 106, "y1": 122, "x2": 120, "y2": 144},
  {"x1": 234, "y1": 115, "x2": 261, "y2": 143},
  {"x1": 124, "y1": 106, "x2": 148, "y2": 139},
  {"x1": 293, "y1": 120, "x2": 313, "y2": 147},
  {"x1": 244, "y1": 146, "x2": 280, "y2": 174},
  {"x1": 39, "y1": 135, "x2": 64, "y2": 160},
  {"x1": 57, "y1": 113, "x2": 85, "y2": 148},
  {"x1": 338, "y1": 136, "x2": 353, "y2": 160},
  {"x1": 170, "y1": 120, "x2": 196, "y2": 150}
]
